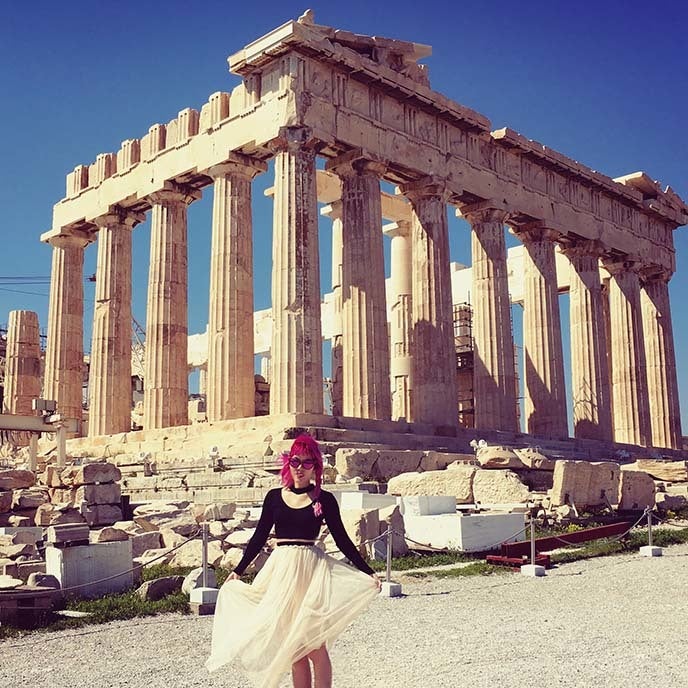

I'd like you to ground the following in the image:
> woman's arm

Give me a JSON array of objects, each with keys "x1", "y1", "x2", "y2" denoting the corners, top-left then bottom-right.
[
  {"x1": 231, "y1": 491, "x2": 276, "y2": 576},
  {"x1": 321, "y1": 492, "x2": 375, "y2": 575}
]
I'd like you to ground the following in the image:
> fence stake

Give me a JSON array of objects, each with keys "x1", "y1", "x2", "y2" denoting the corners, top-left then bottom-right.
[
  {"x1": 520, "y1": 515, "x2": 545, "y2": 577},
  {"x1": 640, "y1": 507, "x2": 662, "y2": 557}
]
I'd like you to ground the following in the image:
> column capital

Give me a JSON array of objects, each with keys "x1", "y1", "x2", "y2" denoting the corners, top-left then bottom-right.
[
  {"x1": 148, "y1": 183, "x2": 201, "y2": 206},
  {"x1": 559, "y1": 237, "x2": 604, "y2": 259},
  {"x1": 93, "y1": 207, "x2": 146, "y2": 230},
  {"x1": 400, "y1": 175, "x2": 452, "y2": 203},
  {"x1": 325, "y1": 148, "x2": 386, "y2": 178},
  {"x1": 602, "y1": 256, "x2": 643, "y2": 278},
  {"x1": 382, "y1": 220, "x2": 412, "y2": 239},
  {"x1": 207, "y1": 153, "x2": 267, "y2": 181},
  {"x1": 320, "y1": 200, "x2": 344, "y2": 221},
  {"x1": 509, "y1": 224, "x2": 561, "y2": 244},
  {"x1": 639, "y1": 265, "x2": 673, "y2": 284},
  {"x1": 268, "y1": 126, "x2": 320, "y2": 156},
  {"x1": 458, "y1": 199, "x2": 510, "y2": 225},
  {"x1": 48, "y1": 231, "x2": 91, "y2": 250}
]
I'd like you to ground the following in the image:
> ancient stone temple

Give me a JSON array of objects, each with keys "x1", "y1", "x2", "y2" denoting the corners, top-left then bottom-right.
[{"x1": 41, "y1": 13, "x2": 687, "y2": 456}]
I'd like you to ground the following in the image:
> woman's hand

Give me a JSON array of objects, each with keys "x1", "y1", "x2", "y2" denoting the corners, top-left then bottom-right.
[
  {"x1": 370, "y1": 573, "x2": 382, "y2": 591},
  {"x1": 227, "y1": 571, "x2": 240, "y2": 581}
]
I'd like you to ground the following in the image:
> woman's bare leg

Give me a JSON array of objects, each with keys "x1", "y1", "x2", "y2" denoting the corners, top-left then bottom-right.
[
  {"x1": 308, "y1": 646, "x2": 332, "y2": 688},
  {"x1": 292, "y1": 656, "x2": 312, "y2": 688}
]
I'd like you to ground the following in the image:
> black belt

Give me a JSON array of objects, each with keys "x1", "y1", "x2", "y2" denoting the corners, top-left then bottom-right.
[{"x1": 276, "y1": 540, "x2": 316, "y2": 547}]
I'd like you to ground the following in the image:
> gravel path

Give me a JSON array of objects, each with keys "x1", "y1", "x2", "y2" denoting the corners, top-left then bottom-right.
[{"x1": 2, "y1": 544, "x2": 687, "y2": 688}]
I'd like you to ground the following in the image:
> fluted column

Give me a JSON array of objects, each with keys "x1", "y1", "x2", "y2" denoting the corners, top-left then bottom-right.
[
  {"x1": 603, "y1": 259, "x2": 651, "y2": 446},
  {"x1": 402, "y1": 178, "x2": 457, "y2": 428},
  {"x1": 384, "y1": 220, "x2": 413, "y2": 422},
  {"x1": 3, "y1": 310, "x2": 41, "y2": 417},
  {"x1": 327, "y1": 155, "x2": 391, "y2": 420},
  {"x1": 321, "y1": 201, "x2": 344, "y2": 416},
  {"x1": 461, "y1": 202, "x2": 518, "y2": 433},
  {"x1": 269, "y1": 126, "x2": 323, "y2": 415},
  {"x1": 143, "y1": 185, "x2": 200, "y2": 429},
  {"x1": 640, "y1": 269, "x2": 682, "y2": 449},
  {"x1": 511, "y1": 224, "x2": 567, "y2": 439},
  {"x1": 561, "y1": 240, "x2": 612, "y2": 441},
  {"x1": 206, "y1": 156, "x2": 266, "y2": 422},
  {"x1": 88, "y1": 209, "x2": 142, "y2": 437},
  {"x1": 44, "y1": 233, "x2": 90, "y2": 432}
]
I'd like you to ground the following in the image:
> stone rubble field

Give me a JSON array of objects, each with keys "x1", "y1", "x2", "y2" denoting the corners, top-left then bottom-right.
[{"x1": 2, "y1": 543, "x2": 687, "y2": 688}]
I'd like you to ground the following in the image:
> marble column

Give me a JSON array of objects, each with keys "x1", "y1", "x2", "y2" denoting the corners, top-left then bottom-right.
[
  {"x1": 44, "y1": 233, "x2": 90, "y2": 431},
  {"x1": 327, "y1": 156, "x2": 391, "y2": 420},
  {"x1": 402, "y1": 178, "x2": 457, "y2": 428},
  {"x1": 3, "y1": 310, "x2": 41, "y2": 416},
  {"x1": 384, "y1": 220, "x2": 413, "y2": 422},
  {"x1": 206, "y1": 157, "x2": 266, "y2": 422},
  {"x1": 321, "y1": 201, "x2": 344, "y2": 416},
  {"x1": 143, "y1": 185, "x2": 200, "y2": 429},
  {"x1": 640, "y1": 269, "x2": 682, "y2": 449},
  {"x1": 88, "y1": 210, "x2": 142, "y2": 437},
  {"x1": 561, "y1": 241, "x2": 612, "y2": 441},
  {"x1": 461, "y1": 203, "x2": 518, "y2": 433},
  {"x1": 603, "y1": 259, "x2": 652, "y2": 446},
  {"x1": 269, "y1": 126, "x2": 323, "y2": 415},
  {"x1": 512, "y1": 224, "x2": 568, "y2": 439}
]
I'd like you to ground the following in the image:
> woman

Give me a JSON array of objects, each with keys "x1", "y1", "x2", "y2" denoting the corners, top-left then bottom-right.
[{"x1": 206, "y1": 434, "x2": 380, "y2": 688}]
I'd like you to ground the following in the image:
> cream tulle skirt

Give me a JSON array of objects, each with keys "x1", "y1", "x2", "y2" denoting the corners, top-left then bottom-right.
[{"x1": 206, "y1": 545, "x2": 378, "y2": 688}]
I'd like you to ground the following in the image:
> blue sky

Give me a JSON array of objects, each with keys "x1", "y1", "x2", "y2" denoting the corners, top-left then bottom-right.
[{"x1": 1, "y1": 0, "x2": 687, "y2": 430}]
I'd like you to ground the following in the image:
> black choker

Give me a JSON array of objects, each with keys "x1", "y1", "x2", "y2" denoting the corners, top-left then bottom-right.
[{"x1": 289, "y1": 484, "x2": 312, "y2": 495}]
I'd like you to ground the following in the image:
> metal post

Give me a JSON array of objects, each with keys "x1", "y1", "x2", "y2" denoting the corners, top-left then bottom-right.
[
  {"x1": 530, "y1": 517, "x2": 536, "y2": 566},
  {"x1": 56, "y1": 424, "x2": 66, "y2": 468},
  {"x1": 385, "y1": 524, "x2": 392, "y2": 583},
  {"x1": 28, "y1": 434, "x2": 38, "y2": 472},
  {"x1": 647, "y1": 507, "x2": 653, "y2": 549},
  {"x1": 202, "y1": 522, "x2": 209, "y2": 588}
]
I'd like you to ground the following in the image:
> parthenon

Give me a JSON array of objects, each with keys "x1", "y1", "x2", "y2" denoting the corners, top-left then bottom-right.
[{"x1": 39, "y1": 13, "x2": 687, "y2": 456}]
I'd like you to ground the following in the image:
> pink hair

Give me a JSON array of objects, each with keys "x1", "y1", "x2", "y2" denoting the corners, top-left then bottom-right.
[{"x1": 279, "y1": 434, "x2": 323, "y2": 498}]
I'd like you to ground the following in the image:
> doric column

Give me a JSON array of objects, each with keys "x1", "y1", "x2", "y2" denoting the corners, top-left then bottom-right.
[
  {"x1": 326, "y1": 154, "x2": 391, "y2": 420},
  {"x1": 144, "y1": 184, "x2": 200, "y2": 429},
  {"x1": 603, "y1": 259, "x2": 652, "y2": 446},
  {"x1": 461, "y1": 202, "x2": 518, "y2": 433},
  {"x1": 269, "y1": 126, "x2": 323, "y2": 415},
  {"x1": 561, "y1": 240, "x2": 612, "y2": 441},
  {"x1": 321, "y1": 201, "x2": 344, "y2": 416},
  {"x1": 402, "y1": 178, "x2": 457, "y2": 428},
  {"x1": 384, "y1": 220, "x2": 413, "y2": 422},
  {"x1": 88, "y1": 209, "x2": 143, "y2": 437},
  {"x1": 206, "y1": 156, "x2": 266, "y2": 422},
  {"x1": 511, "y1": 224, "x2": 568, "y2": 439},
  {"x1": 44, "y1": 233, "x2": 90, "y2": 432},
  {"x1": 640, "y1": 268, "x2": 682, "y2": 449},
  {"x1": 3, "y1": 310, "x2": 41, "y2": 417}
]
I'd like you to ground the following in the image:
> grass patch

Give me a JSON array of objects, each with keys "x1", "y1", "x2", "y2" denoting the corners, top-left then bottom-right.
[{"x1": 369, "y1": 551, "x2": 474, "y2": 572}]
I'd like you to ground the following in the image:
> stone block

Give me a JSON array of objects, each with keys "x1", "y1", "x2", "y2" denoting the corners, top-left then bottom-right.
[
  {"x1": 0, "y1": 469, "x2": 35, "y2": 490},
  {"x1": 45, "y1": 466, "x2": 65, "y2": 487},
  {"x1": 0, "y1": 490, "x2": 12, "y2": 513},
  {"x1": 339, "y1": 508, "x2": 379, "y2": 558},
  {"x1": 60, "y1": 462, "x2": 121, "y2": 486},
  {"x1": 11, "y1": 488, "x2": 49, "y2": 509},
  {"x1": 167, "y1": 539, "x2": 224, "y2": 568},
  {"x1": 35, "y1": 503, "x2": 85, "y2": 527},
  {"x1": 399, "y1": 495, "x2": 456, "y2": 516},
  {"x1": 514, "y1": 448, "x2": 556, "y2": 470},
  {"x1": 46, "y1": 523, "x2": 90, "y2": 544},
  {"x1": 625, "y1": 460, "x2": 688, "y2": 483},
  {"x1": 16, "y1": 560, "x2": 46, "y2": 582},
  {"x1": 46, "y1": 540, "x2": 133, "y2": 598},
  {"x1": 472, "y1": 469, "x2": 530, "y2": 505},
  {"x1": 48, "y1": 487, "x2": 76, "y2": 504},
  {"x1": 75, "y1": 483, "x2": 121, "y2": 505},
  {"x1": 655, "y1": 492, "x2": 688, "y2": 512},
  {"x1": 90, "y1": 527, "x2": 130, "y2": 543},
  {"x1": 135, "y1": 547, "x2": 174, "y2": 568},
  {"x1": 335, "y1": 449, "x2": 378, "y2": 481},
  {"x1": 618, "y1": 470, "x2": 655, "y2": 511},
  {"x1": 133, "y1": 505, "x2": 197, "y2": 535},
  {"x1": 387, "y1": 467, "x2": 476, "y2": 503},
  {"x1": 338, "y1": 492, "x2": 397, "y2": 511},
  {"x1": 377, "y1": 504, "x2": 408, "y2": 556},
  {"x1": 0, "y1": 527, "x2": 43, "y2": 544},
  {"x1": 136, "y1": 575, "x2": 184, "y2": 601},
  {"x1": 131, "y1": 531, "x2": 163, "y2": 558},
  {"x1": 476, "y1": 446, "x2": 525, "y2": 470},
  {"x1": 373, "y1": 451, "x2": 423, "y2": 481},
  {"x1": 182, "y1": 566, "x2": 218, "y2": 595},
  {"x1": 420, "y1": 452, "x2": 476, "y2": 472},
  {"x1": 550, "y1": 461, "x2": 620, "y2": 508},
  {"x1": 203, "y1": 503, "x2": 236, "y2": 521},
  {"x1": 82, "y1": 504, "x2": 123, "y2": 527}
]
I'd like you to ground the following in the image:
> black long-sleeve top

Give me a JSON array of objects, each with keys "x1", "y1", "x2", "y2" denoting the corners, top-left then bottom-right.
[{"x1": 232, "y1": 488, "x2": 375, "y2": 576}]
